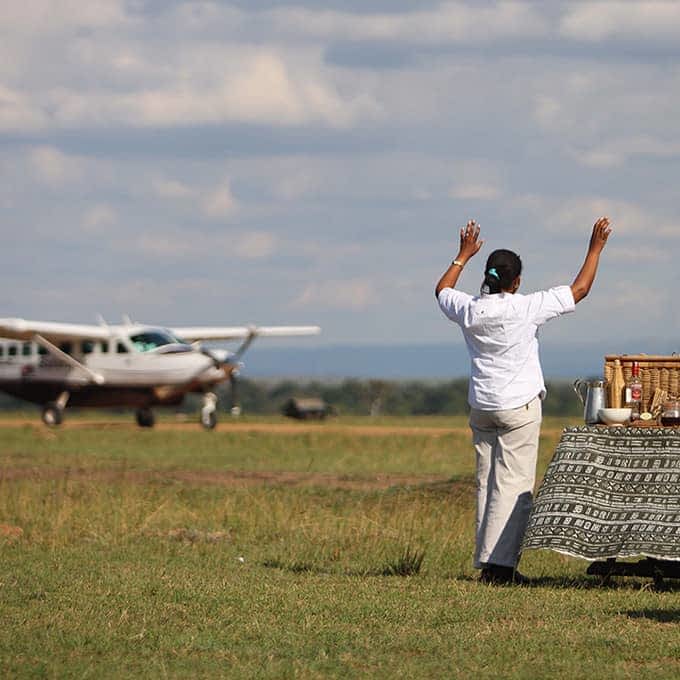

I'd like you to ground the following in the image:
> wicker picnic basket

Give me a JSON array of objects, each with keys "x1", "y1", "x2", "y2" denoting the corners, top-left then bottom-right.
[{"x1": 604, "y1": 355, "x2": 680, "y2": 413}]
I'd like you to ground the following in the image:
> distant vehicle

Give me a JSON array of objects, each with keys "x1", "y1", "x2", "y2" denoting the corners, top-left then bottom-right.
[
  {"x1": 0, "y1": 317, "x2": 320, "y2": 429},
  {"x1": 282, "y1": 397, "x2": 332, "y2": 420}
]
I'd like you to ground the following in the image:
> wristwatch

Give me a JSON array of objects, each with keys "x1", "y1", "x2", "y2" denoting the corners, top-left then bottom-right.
[{"x1": 452, "y1": 259, "x2": 465, "y2": 268}]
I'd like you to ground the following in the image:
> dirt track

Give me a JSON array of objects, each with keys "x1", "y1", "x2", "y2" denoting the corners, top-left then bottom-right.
[
  {"x1": 0, "y1": 417, "x2": 469, "y2": 437},
  {"x1": 0, "y1": 417, "x2": 570, "y2": 437}
]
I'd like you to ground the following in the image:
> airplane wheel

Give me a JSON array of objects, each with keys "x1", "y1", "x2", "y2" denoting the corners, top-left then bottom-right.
[
  {"x1": 42, "y1": 403, "x2": 63, "y2": 427},
  {"x1": 136, "y1": 408, "x2": 155, "y2": 428},
  {"x1": 200, "y1": 409, "x2": 217, "y2": 430}
]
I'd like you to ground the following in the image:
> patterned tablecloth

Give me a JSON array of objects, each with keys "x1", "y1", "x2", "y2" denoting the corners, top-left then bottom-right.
[{"x1": 522, "y1": 426, "x2": 680, "y2": 561}]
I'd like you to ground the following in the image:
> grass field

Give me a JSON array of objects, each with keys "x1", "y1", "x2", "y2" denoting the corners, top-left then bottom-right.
[{"x1": 1, "y1": 413, "x2": 680, "y2": 678}]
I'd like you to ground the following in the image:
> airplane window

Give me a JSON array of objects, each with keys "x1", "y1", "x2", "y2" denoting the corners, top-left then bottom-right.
[
  {"x1": 116, "y1": 342, "x2": 129, "y2": 354},
  {"x1": 130, "y1": 331, "x2": 181, "y2": 352},
  {"x1": 101, "y1": 341, "x2": 109, "y2": 354},
  {"x1": 0, "y1": 345, "x2": 4, "y2": 357},
  {"x1": 59, "y1": 342, "x2": 73, "y2": 356},
  {"x1": 8, "y1": 345, "x2": 17, "y2": 357},
  {"x1": 38, "y1": 346, "x2": 47, "y2": 355},
  {"x1": 22, "y1": 343, "x2": 32, "y2": 357},
  {"x1": 82, "y1": 341, "x2": 94, "y2": 354}
]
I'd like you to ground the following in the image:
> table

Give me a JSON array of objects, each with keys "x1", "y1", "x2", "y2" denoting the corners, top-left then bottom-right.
[{"x1": 522, "y1": 426, "x2": 680, "y2": 575}]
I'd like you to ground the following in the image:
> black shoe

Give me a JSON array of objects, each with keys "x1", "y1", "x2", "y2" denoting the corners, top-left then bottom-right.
[{"x1": 480, "y1": 564, "x2": 529, "y2": 585}]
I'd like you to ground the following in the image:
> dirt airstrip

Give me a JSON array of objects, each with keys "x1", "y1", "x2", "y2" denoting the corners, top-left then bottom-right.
[
  {"x1": 0, "y1": 416, "x2": 469, "y2": 437},
  {"x1": 0, "y1": 416, "x2": 569, "y2": 441}
]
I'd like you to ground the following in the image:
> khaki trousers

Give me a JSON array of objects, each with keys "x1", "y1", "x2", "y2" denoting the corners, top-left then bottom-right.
[{"x1": 469, "y1": 396, "x2": 542, "y2": 569}]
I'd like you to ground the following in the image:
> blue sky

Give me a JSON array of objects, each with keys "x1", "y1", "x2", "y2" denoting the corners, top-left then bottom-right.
[{"x1": 2, "y1": 1, "x2": 679, "y2": 356}]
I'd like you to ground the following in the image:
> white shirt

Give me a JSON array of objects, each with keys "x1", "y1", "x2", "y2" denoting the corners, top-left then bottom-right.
[{"x1": 437, "y1": 285, "x2": 575, "y2": 410}]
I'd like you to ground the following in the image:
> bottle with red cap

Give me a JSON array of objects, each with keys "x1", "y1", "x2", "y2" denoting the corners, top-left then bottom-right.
[{"x1": 625, "y1": 361, "x2": 643, "y2": 421}]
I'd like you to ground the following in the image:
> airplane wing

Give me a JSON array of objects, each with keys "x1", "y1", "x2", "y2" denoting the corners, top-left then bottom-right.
[
  {"x1": 170, "y1": 325, "x2": 321, "y2": 342},
  {"x1": 0, "y1": 318, "x2": 111, "y2": 342}
]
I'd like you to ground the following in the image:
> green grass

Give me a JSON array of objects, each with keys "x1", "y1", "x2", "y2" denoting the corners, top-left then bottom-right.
[{"x1": 1, "y1": 415, "x2": 677, "y2": 678}]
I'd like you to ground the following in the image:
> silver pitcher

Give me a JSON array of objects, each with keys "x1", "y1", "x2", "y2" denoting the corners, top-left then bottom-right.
[{"x1": 573, "y1": 379, "x2": 608, "y2": 425}]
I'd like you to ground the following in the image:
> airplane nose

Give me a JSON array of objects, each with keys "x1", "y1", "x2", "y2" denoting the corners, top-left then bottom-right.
[{"x1": 200, "y1": 347, "x2": 224, "y2": 368}]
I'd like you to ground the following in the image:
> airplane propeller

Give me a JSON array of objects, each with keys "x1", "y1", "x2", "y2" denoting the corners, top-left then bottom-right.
[{"x1": 194, "y1": 345, "x2": 242, "y2": 415}]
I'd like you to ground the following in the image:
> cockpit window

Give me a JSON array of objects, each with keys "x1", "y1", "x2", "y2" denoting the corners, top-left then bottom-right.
[{"x1": 129, "y1": 330, "x2": 183, "y2": 353}]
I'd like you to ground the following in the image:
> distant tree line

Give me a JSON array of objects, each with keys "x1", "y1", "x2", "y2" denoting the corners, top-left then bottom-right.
[
  {"x1": 0, "y1": 379, "x2": 582, "y2": 417},
  {"x1": 225, "y1": 378, "x2": 582, "y2": 417}
]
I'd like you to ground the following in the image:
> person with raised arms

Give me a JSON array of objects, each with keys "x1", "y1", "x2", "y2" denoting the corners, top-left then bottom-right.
[{"x1": 435, "y1": 216, "x2": 612, "y2": 584}]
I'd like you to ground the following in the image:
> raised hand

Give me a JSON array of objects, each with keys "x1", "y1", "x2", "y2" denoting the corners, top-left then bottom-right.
[
  {"x1": 588, "y1": 216, "x2": 612, "y2": 253},
  {"x1": 571, "y1": 216, "x2": 613, "y2": 303},
  {"x1": 458, "y1": 219, "x2": 484, "y2": 262}
]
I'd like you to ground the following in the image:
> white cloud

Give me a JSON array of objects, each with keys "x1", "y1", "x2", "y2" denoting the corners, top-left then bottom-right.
[
  {"x1": 0, "y1": 39, "x2": 381, "y2": 132},
  {"x1": 127, "y1": 51, "x2": 378, "y2": 129},
  {"x1": 571, "y1": 136, "x2": 680, "y2": 168},
  {"x1": 0, "y1": 1, "x2": 130, "y2": 34},
  {"x1": 167, "y1": 2, "x2": 245, "y2": 34},
  {"x1": 82, "y1": 204, "x2": 117, "y2": 234},
  {"x1": 29, "y1": 146, "x2": 82, "y2": 186},
  {"x1": 202, "y1": 180, "x2": 237, "y2": 219},
  {"x1": 561, "y1": 2, "x2": 680, "y2": 42},
  {"x1": 0, "y1": 85, "x2": 46, "y2": 131},
  {"x1": 533, "y1": 94, "x2": 561, "y2": 129},
  {"x1": 132, "y1": 228, "x2": 276, "y2": 262},
  {"x1": 232, "y1": 231, "x2": 277, "y2": 259},
  {"x1": 292, "y1": 279, "x2": 378, "y2": 310},
  {"x1": 152, "y1": 177, "x2": 195, "y2": 199},
  {"x1": 606, "y1": 244, "x2": 671, "y2": 263},
  {"x1": 269, "y1": 2, "x2": 548, "y2": 44},
  {"x1": 449, "y1": 182, "x2": 502, "y2": 201},
  {"x1": 447, "y1": 159, "x2": 505, "y2": 201},
  {"x1": 151, "y1": 175, "x2": 242, "y2": 219},
  {"x1": 511, "y1": 194, "x2": 680, "y2": 241},
  {"x1": 134, "y1": 233, "x2": 188, "y2": 259},
  {"x1": 108, "y1": 276, "x2": 218, "y2": 313},
  {"x1": 0, "y1": 2, "x2": 548, "y2": 134},
  {"x1": 530, "y1": 63, "x2": 680, "y2": 171},
  {"x1": 273, "y1": 171, "x2": 320, "y2": 201}
]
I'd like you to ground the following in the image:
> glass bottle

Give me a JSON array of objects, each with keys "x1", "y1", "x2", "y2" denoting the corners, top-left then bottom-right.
[{"x1": 625, "y1": 361, "x2": 643, "y2": 420}]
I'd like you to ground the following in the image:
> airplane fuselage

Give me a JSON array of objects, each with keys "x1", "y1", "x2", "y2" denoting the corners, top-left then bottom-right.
[{"x1": 0, "y1": 330, "x2": 227, "y2": 409}]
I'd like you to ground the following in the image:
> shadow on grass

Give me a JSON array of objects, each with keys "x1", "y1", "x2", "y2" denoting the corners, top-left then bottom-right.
[
  {"x1": 262, "y1": 546, "x2": 426, "y2": 578},
  {"x1": 262, "y1": 558, "x2": 318, "y2": 574},
  {"x1": 625, "y1": 609, "x2": 680, "y2": 623},
  {"x1": 384, "y1": 476, "x2": 475, "y2": 497},
  {"x1": 257, "y1": 560, "x2": 680, "y2": 591},
  {"x1": 455, "y1": 573, "x2": 680, "y2": 591}
]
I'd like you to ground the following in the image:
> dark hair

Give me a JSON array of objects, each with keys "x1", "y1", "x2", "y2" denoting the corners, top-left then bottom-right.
[{"x1": 481, "y1": 249, "x2": 522, "y2": 294}]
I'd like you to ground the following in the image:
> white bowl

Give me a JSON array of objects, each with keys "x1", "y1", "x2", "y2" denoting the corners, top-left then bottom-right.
[{"x1": 598, "y1": 407, "x2": 632, "y2": 426}]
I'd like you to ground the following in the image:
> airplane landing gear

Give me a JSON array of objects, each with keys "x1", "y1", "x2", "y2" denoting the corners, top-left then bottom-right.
[
  {"x1": 42, "y1": 402, "x2": 63, "y2": 426},
  {"x1": 136, "y1": 407, "x2": 155, "y2": 428},
  {"x1": 41, "y1": 391, "x2": 70, "y2": 427},
  {"x1": 200, "y1": 392, "x2": 218, "y2": 430},
  {"x1": 229, "y1": 371, "x2": 241, "y2": 417}
]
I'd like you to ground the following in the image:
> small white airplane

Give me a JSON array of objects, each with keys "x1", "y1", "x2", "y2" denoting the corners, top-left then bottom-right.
[{"x1": 0, "y1": 317, "x2": 320, "y2": 429}]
